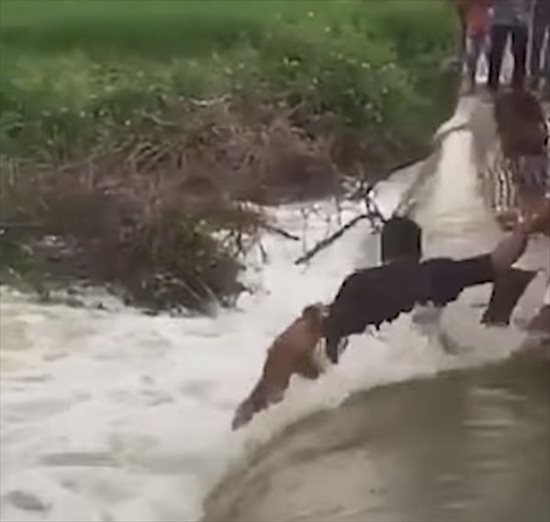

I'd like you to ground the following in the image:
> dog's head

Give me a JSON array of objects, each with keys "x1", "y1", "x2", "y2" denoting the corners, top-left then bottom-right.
[{"x1": 301, "y1": 302, "x2": 327, "y2": 331}]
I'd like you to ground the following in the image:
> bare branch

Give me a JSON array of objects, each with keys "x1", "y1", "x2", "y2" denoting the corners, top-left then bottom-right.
[
  {"x1": 295, "y1": 212, "x2": 375, "y2": 266},
  {"x1": 259, "y1": 223, "x2": 300, "y2": 241}
]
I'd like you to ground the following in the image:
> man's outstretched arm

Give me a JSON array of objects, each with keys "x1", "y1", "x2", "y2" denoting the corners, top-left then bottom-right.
[
  {"x1": 490, "y1": 220, "x2": 531, "y2": 273},
  {"x1": 450, "y1": 219, "x2": 533, "y2": 292}
]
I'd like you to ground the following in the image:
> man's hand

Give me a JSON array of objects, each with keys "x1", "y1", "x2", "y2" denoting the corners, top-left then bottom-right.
[
  {"x1": 489, "y1": 201, "x2": 550, "y2": 272},
  {"x1": 490, "y1": 220, "x2": 530, "y2": 273},
  {"x1": 325, "y1": 336, "x2": 349, "y2": 365},
  {"x1": 527, "y1": 199, "x2": 550, "y2": 235}
]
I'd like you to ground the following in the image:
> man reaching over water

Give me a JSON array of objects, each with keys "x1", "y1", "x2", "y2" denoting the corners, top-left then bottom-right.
[
  {"x1": 324, "y1": 215, "x2": 535, "y2": 363},
  {"x1": 233, "y1": 215, "x2": 538, "y2": 428}
]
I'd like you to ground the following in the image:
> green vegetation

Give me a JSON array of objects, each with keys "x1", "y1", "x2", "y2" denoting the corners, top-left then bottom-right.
[
  {"x1": 1, "y1": 0, "x2": 457, "y2": 158},
  {"x1": 0, "y1": 0, "x2": 459, "y2": 311}
]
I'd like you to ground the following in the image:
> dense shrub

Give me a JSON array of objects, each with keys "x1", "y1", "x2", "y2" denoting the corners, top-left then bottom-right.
[{"x1": 0, "y1": 0, "x2": 458, "y2": 310}]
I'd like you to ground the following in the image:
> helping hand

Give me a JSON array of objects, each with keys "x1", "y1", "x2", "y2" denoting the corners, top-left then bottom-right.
[
  {"x1": 526, "y1": 199, "x2": 550, "y2": 235},
  {"x1": 325, "y1": 336, "x2": 348, "y2": 365},
  {"x1": 530, "y1": 198, "x2": 550, "y2": 234}
]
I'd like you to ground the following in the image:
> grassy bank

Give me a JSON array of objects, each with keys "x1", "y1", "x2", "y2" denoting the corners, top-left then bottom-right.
[{"x1": 0, "y1": 0, "x2": 458, "y2": 311}]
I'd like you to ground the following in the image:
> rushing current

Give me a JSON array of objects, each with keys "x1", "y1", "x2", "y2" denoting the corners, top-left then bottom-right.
[{"x1": 1, "y1": 99, "x2": 548, "y2": 522}]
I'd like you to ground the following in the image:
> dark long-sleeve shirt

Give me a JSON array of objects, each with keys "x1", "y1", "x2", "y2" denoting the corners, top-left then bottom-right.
[{"x1": 324, "y1": 255, "x2": 494, "y2": 362}]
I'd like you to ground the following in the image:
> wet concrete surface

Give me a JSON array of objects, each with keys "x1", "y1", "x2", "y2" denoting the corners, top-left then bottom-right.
[{"x1": 204, "y1": 356, "x2": 550, "y2": 522}]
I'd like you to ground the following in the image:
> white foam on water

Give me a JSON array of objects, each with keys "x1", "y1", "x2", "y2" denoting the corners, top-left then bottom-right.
[{"x1": 0, "y1": 103, "x2": 538, "y2": 522}]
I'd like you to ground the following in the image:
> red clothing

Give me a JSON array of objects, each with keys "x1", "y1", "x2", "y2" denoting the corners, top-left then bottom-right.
[{"x1": 463, "y1": 0, "x2": 491, "y2": 36}]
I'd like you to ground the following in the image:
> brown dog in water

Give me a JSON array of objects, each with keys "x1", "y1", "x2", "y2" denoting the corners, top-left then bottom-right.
[{"x1": 232, "y1": 303, "x2": 328, "y2": 430}]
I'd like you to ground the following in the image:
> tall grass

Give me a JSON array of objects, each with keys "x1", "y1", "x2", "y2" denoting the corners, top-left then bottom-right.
[
  {"x1": 0, "y1": 0, "x2": 459, "y2": 310},
  {"x1": 1, "y1": 0, "x2": 457, "y2": 158}
]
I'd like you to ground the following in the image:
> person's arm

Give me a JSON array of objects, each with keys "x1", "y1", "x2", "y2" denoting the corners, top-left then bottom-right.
[
  {"x1": 324, "y1": 271, "x2": 377, "y2": 364},
  {"x1": 426, "y1": 222, "x2": 530, "y2": 307},
  {"x1": 489, "y1": 204, "x2": 549, "y2": 272},
  {"x1": 489, "y1": 220, "x2": 530, "y2": 272},
  {"x1": 324, "y1": 266, "x2": 418, "y2": 363},
  {"x1": 481, "y1": 267, "x2": 537, "y2": 325},
  {"x1": 529, "y1": 199, "x2": 550, "y2": 235}
]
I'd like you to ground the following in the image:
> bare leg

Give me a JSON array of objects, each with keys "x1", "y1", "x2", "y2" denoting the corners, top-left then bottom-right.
[
  {"x1": 529, "y1": 16, "x2": 546, "y2": 87},
  {"x1": 489, "y1": 25, "x2": 510, "y2": 91},
  {"x1": 482, "y1": 268, "x2": 537, "y2": 326},
  {"x1": 511, "y1": 24, "x2": 528, "y2": 89},
  {"x1": 528, "y1": 305, "x2": 550, "y2": 333},
  {"x1": 466, "y1": 33, "x2": 484, "y2": 90}
]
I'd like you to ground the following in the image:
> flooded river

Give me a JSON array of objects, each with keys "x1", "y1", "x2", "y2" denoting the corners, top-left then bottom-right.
[
  {"x1": 204, "y1": 98, "x2": 550, "y2": 522},
  {"x1": 1, "y1": 99, "x2": 548, "y2": 522}
]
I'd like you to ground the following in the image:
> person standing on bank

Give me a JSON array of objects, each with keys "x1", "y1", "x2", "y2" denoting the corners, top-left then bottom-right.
[
  {"x1": 488, "y1": 0, "x2": 531, "y2": 92},
  {"x1": 452, "y1": 0, "x2": 469, "y2": 60},
  {"x1": 463, "y1": 0, "x2": 492, "y2": 92},
  {"x1": 528, "y1": 0, "x2": 550, "y2": 92}
]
